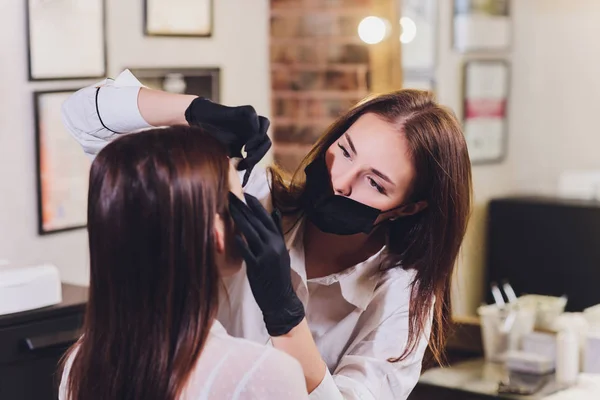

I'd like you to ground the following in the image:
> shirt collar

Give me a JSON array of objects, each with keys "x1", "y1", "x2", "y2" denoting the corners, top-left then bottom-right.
[
  {"x1": 209, "y1": 319, "x2": 228, "y2": 336},
  {"x1": 285, "y1": 216, "x2": 382, "y2": 311}
]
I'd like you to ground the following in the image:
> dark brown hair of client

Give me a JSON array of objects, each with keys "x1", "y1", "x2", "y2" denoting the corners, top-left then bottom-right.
[
  {"x1": 62, "y1": 126, "x2": 232, "y2": 400},
  {"x1": 269, "y1": 89, "x2": 473, "y2": 366}
]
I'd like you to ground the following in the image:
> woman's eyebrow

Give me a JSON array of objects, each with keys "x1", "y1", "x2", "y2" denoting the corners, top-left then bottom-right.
[
  {"x1": 370, "y1": 168, "x2": 394, "y2": 186},
  {"x1": 344, "y1": 132, "x2": 357, "y2": 155}
]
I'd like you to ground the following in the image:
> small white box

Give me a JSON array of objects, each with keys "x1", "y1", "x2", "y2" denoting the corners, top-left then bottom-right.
[
  {"x1": 583, "y1": 332, "x2": 600, "y2": 374},
  {"x1": 505, "y1": 351, "x2": 555, "y2": 375},
  {"x1": 522, "y1": 331, "x2": 557, "y2": 367},
  {"x1": 0, "y1": 264, "x2": 62, "y2": 315}
]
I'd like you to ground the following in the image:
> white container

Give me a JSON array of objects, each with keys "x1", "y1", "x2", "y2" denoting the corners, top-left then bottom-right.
[
  {"x1": 556, "y1": 329, "x2": 579, "y2": 386},
  {"x1": 478, "y1": 304, "x2": 536, "y2": 363},
  {"x1": 0, "y1": 264, "x2": 62, "y2": 315}
]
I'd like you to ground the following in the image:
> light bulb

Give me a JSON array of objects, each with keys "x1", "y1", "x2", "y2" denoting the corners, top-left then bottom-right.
[
  {"x1": 358, "y1": 16, "x2": 388, "y2": 45},
  {"x1": 400, "y1": 17, "x2": 417, "y2": 44}
]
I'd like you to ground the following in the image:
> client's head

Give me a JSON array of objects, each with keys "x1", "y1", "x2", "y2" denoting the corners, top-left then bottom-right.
[{"x1": 66, "y1": 126, "x2": 241, "y2": 400}]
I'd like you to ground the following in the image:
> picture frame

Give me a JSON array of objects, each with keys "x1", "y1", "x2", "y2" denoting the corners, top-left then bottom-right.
[
  {"x1": 400, "y1": 0, "x2": 438, "y2": 74},
  {"x1": 26, "y1": 0, "x2": 107, "y2": 81},
  {"x1": 34, "y1": 90, "x2": 91, "y2": 235},
  {"x1": 462, "y1": 59, "x2": 510, "y2": 165},
  {"x1": 452, "y1": 0, "x2": 512, "y2": 53},
  {"x1": 144, "y1": 0, "x2": 213, "y2": 37},
  {"x1": 127, "y1": 68, "x2": 220, "y2": 101}
]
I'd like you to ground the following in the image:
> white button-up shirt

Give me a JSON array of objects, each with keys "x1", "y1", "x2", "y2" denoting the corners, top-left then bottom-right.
[
  {"x1": 219, "y1": 168, "x2": 433, "y2": 400},
  {"x1": 59, "y1": 321, "x2": 308, "y2": 400},
  {"x1": 60, "y1": 72, "x2": 433, "y2": 400}
]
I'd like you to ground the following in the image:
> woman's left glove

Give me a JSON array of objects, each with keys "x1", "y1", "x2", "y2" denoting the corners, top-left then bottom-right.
[
  {"x1": 228, "y1": 193, "x2": 305, "y2": 336},
  {"x1": 185, "y1": 98, "x2": 271, "y2": 186}
]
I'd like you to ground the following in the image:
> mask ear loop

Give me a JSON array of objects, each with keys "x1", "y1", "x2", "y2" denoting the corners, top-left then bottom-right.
[{"x1": 372, "y1": 203, "x2": 405, "y2": 228}]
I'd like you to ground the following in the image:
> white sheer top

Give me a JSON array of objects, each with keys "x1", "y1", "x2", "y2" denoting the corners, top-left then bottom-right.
[{"x1": 59, "y1": 321, "x2": 308, "y2": 400}]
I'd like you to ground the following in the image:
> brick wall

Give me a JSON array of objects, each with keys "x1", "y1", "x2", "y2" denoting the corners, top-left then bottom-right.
[{"x1": 270, "y1": 0, "x2": 373, "y2": 173}]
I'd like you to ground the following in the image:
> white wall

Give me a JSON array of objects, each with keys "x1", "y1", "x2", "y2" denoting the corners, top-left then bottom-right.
[
  {"x1": 509, "y1": 0, "x2": 600, "y2": 194},
  {"x1": 0, "y1": 0, "x2": 270, "y2": 285},
  {"x1": 434, "y1": 0, "x2": 515, "y2": 316},
  {"x1": 441, "y1": 0, "x2": 600, "y2": 316}
]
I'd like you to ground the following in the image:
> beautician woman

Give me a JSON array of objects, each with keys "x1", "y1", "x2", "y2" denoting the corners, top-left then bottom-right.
[{"x1": 62, "y1": 70, "x2": 472, "y2": 399}]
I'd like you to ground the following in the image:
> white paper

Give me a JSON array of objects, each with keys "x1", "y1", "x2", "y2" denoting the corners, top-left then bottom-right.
[
  {"x1": 38, "y1": 92, "x2": 90, "y2": 231},
  {"x1": 29, "y1": 0, "x2": 105, "y2": 79},
  {"x1": 146, "y1": 0, "x2": 211, "y2": 35}
]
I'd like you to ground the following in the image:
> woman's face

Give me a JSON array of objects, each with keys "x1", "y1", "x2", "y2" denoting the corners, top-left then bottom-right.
[{"x1": 325, "y1": 112, "x2": 416, "y2": 215}]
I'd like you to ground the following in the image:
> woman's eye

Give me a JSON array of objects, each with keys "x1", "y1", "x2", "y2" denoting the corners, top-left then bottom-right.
[
  {"x1": 337, "y1": 143, "x2": 350, "y2": 159},
  {"x1": 368, "y1": 177, "x2": 386, "y2": 194}
]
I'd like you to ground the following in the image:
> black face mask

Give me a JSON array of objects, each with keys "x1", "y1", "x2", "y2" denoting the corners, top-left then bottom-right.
[{"x1": 302, "y1": 156, "x2": 404, "y2": 235}]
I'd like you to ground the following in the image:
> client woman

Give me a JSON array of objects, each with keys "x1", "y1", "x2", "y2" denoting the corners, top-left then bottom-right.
[{"x1": 58, "y1": 126, "x2": 307, "y2": 400}]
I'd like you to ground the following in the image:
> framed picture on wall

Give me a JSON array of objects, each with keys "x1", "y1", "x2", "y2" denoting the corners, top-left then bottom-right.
[
  {"x1": 34, "y1": 90, "x2": 91, "y2": 235},
  {"x1": 400, "y1": 0, "x2": 438, "y2": 74},
  {"x1": 462, "y1": 59, "x2": 510, "y2": 164},
  {"x1": 453, "y1": 0, "x2": 511, "y2": 53},
  {"x1": 26, "y1": 0, "x2": 107, "y2": 81},
  {"x1": 128, "y1": 68, "x2": 220, "y2": 101},
  {"x1": 144, "y1": 0, "x2": 213, "y2": 37}
]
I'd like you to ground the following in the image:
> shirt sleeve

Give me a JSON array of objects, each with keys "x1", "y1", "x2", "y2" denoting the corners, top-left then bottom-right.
[
  {"x1": 309, "y1": 301, "x2": 433, "y2": 400},
  {"x1": 61, "y1": 70, "x2": 152, "y2": 159}
]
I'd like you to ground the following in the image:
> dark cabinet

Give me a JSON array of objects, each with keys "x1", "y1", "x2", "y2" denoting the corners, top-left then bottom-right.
[{"x1": 0, "y1": 284, "x2": 87, "y2": 400}]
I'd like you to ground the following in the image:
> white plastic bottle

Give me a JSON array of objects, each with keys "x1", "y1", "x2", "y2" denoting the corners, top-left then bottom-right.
[{"x1": 555, "y1": 329, "x2": 579, "y2": 386}]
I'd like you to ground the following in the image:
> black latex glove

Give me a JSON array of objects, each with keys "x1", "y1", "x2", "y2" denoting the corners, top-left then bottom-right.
[
  {"x1": 184, "y1": 98, "x2": 271, "y2": 186},
  {"x1": 228, "y1": 192, "x2": 305, "y2": 336}
]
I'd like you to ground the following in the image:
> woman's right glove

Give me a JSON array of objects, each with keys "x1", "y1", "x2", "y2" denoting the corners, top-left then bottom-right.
[
  {"x1": 228, "y1": 193, "x2": 305, "y2": 336},
  {"x1": 185, "y1": 98, "x2": 271, "y2": 186}
]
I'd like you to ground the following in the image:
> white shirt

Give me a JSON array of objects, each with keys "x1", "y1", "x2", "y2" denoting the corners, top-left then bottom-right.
[
  {"x1": 61, "y1": 71, "x2": 434, "y2": 400},
  {"x1": 59, "y1": 321, "x2": 308, "y2": 400}
]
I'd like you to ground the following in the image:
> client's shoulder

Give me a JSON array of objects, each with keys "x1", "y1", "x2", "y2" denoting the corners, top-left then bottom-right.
[
  {"x1": 207, "y1": 320, "x2": 297, "y2": 366},
  {"x1": 191, "y1": 322, "x2": 306, "y2": 398}
]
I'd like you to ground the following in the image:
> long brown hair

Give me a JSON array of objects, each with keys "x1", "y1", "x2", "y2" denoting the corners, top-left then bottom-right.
[
  {"x1": 270, "y1": 90, "x2": 473, "y2": 366},
  {"x1": 63, "y1": 126, "x2": 232, "y2": 400}
]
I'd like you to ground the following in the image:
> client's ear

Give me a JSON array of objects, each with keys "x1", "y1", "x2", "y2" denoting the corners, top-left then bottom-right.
[
  {"x1": 213, "y1": 214, "x2": 226, "y2": 253},
  {"x1": 394, "y1": 201, "x2": 428, "y2": 219}
]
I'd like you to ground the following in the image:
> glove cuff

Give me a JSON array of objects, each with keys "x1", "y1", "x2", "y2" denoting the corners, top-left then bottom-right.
[
  {"x1": 262, "y1": 295, "x2": 306, "y2": 337},
  {"x1": 184, "y1": 97, "x2": 209, "y2": 126}
]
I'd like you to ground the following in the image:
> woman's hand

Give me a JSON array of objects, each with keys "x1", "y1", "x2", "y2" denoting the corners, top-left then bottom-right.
[
  {"x1": 228, "y1": 193, "x2": 305, "y2": 336},
  {"x1": 185, "y1": 98, "x2": 271, "y2": 186}
]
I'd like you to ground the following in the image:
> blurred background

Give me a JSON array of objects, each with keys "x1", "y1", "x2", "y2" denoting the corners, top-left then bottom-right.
[{"x1": 1, "y1": 0, "x2": 600, "y2": 324}]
